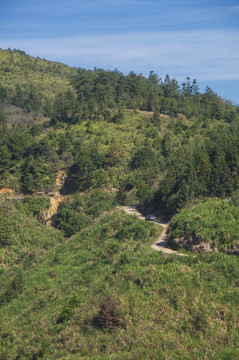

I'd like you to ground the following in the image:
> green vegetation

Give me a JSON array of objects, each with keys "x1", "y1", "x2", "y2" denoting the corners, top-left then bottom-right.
[
  {"x1": 168, "y1": 198, "x2": 239, "y2": 253},
  {"x1": 17, "y1": 196, "x2": 50, "y2": 221},
  {"x1": 0, "y1": 48, "x2": 238, "y2": 359},
  {"x1": 0, "y1": 48, "x2": 77, "y2": 116},
  {"x1": 0, "y1": 201, "x2": 238, "y2": 359},
  {"x1": 153, "y1": 122, "x2": 239, "y2": 215},
  {"x1": 54, "y1": 190, "x2": 115, "y2": 237}
]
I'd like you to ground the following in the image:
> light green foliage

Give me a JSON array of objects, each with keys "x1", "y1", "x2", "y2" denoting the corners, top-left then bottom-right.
[
  {"x1": 168, "y1": 198, "x2": 239, "y2": 252},
  {"x1": 0, "y1": 207, "x2": 238, "y2": 359},
  {"x1": 0, "y1": 199, "x2": 63, "y2": 255},
  {"x1": 0, "y1": 48, "x2": 77, "y2": 111}
]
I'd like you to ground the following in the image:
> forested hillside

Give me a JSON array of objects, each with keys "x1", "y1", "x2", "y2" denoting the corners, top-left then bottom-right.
[{"x1": 0, "y1": 49, "x2": 238, "y2": 359}]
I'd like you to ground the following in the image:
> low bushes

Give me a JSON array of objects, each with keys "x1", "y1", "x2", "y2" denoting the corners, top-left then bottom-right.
[{"x1": 168, "y1": 198, "x2": 239, "y2": 253}]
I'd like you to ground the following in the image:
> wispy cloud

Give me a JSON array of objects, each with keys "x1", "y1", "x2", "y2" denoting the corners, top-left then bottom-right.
[
  {"x1": 1, "y1": 29, "x2": 239, "y2": 82},
  {"x1": 230, "y1": 5, "x2": 239, "y2": 12}
]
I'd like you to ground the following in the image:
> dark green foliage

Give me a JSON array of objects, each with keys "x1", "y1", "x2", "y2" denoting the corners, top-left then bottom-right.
[
  {"x1": 54, "y1": 190, "x2": 114, "y2": 236},
  {"x1": 18, "y1": 196, "x2": 50, "y2": 218},
  {"x1": 66, "y1": 143, "x2": 102, "y2": 192},
  {"x1": 29, "y1": 123, "x2": 42, "y2": 136},
  {"x1": 131, "y1": 146, "x2": 157, "y2": 169},
  {"x1": 111, "y1": 107, "x2": 125, "y2": 124},
  {"x1": 0, "y1": 84, "x2": 8, "y2": 101},
  {"x1": 0, "y1": 110, "x2": 7, "y2": 135},
  {"x1": 85, "y1": 189, "x2": 114, "y2": 217},
  {"x1": 162, "y1": 74, "x2": 180, "y2": 98},
  {"x1": 21, "y1": 156, "x2": 55, "y2": 193},
  {"x1": 136, "y1": 179, "x2": 152, "y2": 203},
  {"x1": 161, "y1": 133, "x2": 172, "y2": 157},
  {"x1": 0, "y1": 210, "x2": 13, "y2": 246},
  {"x1": 0, "y1": 273, "x2": 23, "y2": 306},
  {"x1": 12, "y1": 84, "x2": 42, "y2": 112},
  {"x1": 57, "y1": 294, "x2": 81, "y2": 323},
  {"x1": 24, "y1": 85, "x2": 42, "y2": 112},
  {"x1": 5, "y1": 129, "x2": 31, "y2": 160},
  {"x1": 0, "y1": 144, "x2": 11, "y2": 175},
  {"x1": 116, "y1": 183, "x2": 127, "y2": 205},
  {"x1": 12, "y1": 84, "x2": 25, "y2": 108},
  {"x1": 201, "y1": 86, "x2": 224, "y2": 120},
  {"x1": 51, "y1": 90, "x2": 79, "y2": 125},
  {"x1": 116, "y1": 218, "x2": 148, "y2": 242},
  {"x1": 154, "y1": 123, "x2": 239, "y2": 214},
  {"x1": 54, "y1": 206, "x2": 89, "y2": 237}
]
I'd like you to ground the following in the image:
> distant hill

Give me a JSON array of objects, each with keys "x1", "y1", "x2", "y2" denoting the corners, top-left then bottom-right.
[
  {"x1": 0, "y1": 48, "x2": 77, "y2": 99},
  {"x1": 0, "y1": 48, "x2": 77, "y2": 119},
  {"x1": 0, "y1": 48, "x2": 238, "y2": 210}
]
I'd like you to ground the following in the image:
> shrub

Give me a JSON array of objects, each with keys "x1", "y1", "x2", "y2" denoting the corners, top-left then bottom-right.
[
  {"x1": 54, "y1": 208, "x2": 89, "y2": 237},
  {"x1": 93, "y1": 295, "x2": 123, "y2": 329},
  {"x1": 168, "y1": 198, "x2": 239, "y2": 252},
  {"x1": 18, "y1": 196, "x2": 50, "y2": 218},
  {"x1": 57, "y1": 294, "x2": 81, "y2": 323},
  {"x1": 0, "y1": 211, "x2": 13, "y2": 247},
  {"x1": 0, "y1": 274, "x2": 23, "y2": 307}
]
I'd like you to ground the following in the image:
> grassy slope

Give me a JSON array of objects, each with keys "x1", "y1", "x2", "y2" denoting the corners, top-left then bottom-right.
[
  {"x1": 0, "y1": 203, "x2": 238, "y2": 359},
  {"x1": 168, "y1": 198, "x2": 239, "y2": 253},
  {"x1": 0, "y1": 49, "x2": 77, "y2": 100}
]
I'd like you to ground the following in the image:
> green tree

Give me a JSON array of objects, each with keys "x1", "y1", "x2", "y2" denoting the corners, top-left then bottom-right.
[
  {"x1": 116, "y1": 183, "x2": 127, "y2": 205},
  {"x1": 12, "y1": 85, "x2": 25, "y2": 107},
  {"x1": 0, "y1": 110, "x2": 7, "y2": 135},
  {"x1": 0, "y1": 144, "x2": 11, "y2": 175},
  {"x1": 51, "y1": 90, "x2": 79, "y2": 124},
  {"x1": 136, "y1": 179, "x2": 151, "y2": 203},
  {"x1": 131, "y1": 147, "x2": 157, "y2": 169},
  {"x1": 21, "y1": 156, "x2": 55, "y2": 193},
  {"x1": 6, "y1": 130, "x2": 31, "y2": 160}
]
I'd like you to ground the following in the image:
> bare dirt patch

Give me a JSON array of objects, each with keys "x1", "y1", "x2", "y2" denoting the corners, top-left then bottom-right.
[{"x1": 0, "y1": 188, "x2": 15, "y2": 196}]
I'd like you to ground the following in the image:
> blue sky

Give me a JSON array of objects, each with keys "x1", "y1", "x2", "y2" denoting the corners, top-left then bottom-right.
[{"x1": 0, "y1": 0, "x2": 239, "y2": 103}]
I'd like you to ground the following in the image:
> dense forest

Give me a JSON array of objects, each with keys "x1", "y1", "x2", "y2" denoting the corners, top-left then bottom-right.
[{"x1": 0, "y1": 48, "x2": 238, "y2": 359}]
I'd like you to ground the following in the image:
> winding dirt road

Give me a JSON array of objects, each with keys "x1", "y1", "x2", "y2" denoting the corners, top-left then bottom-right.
[{"x1": 120, "y1": 205, "x2": 187, "y2": 256}]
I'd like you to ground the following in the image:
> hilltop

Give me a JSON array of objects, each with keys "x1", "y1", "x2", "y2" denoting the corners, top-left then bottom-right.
[{"x1": 0, "y1": 48, "x2": 76, "y2": 100}]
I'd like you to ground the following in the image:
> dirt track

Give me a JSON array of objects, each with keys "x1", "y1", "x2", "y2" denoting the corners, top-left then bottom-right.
[{"x1": 120, "y1": 205, "x2": 188, "y2": 256}]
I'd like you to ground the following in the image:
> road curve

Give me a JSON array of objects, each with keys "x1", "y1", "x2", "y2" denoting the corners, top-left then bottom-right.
[{"x1": 120, "y1": 205, "x2": 188, "y2": 256}]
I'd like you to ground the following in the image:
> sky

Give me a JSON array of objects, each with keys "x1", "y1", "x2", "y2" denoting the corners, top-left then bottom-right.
[{"x1": 0, "y1": 0, "x2": 239, "y2": 104}]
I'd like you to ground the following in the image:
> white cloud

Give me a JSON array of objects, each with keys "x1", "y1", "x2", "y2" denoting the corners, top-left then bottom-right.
[
  {"x1": 1, "y1": 29, "x2": 239, "y2": 81},
  {"x1": 230, "y1": 6, "x2": 239, "y2": 12}
]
